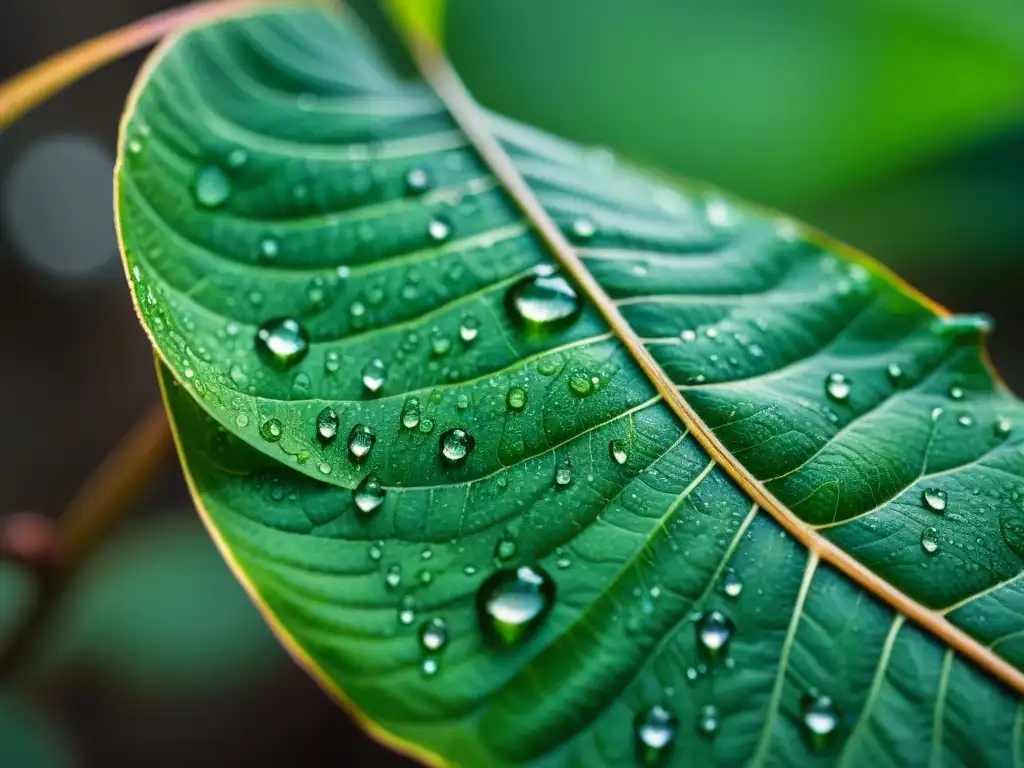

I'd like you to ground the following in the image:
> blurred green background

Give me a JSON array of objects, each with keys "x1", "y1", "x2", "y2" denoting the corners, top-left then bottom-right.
[{"x1": 0, "y1": 0, "x2": 1022, "y2": 764}]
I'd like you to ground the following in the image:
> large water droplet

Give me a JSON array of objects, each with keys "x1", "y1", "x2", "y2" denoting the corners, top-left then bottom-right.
[
  {"x1": 505, "y1": 270, "x2": 582, "y2": 335},
  {"x1": 922, "y1": 488, "x2": 947, "y2": 513},
  {"x1": 316, "y1": 407, "x2": 339, "y2": 443},
  {"x1": 610, "y1": 439, "x2": 628, "y2": 465},
  {"x1": 568, "y1": 371, "x2": 592, "y2": 397},
  {"x1": 554, "y1": 458, "x2": 573, "y2": 487},
  {"x1": 256, "y1": 318, "x2": 310, "y2": 369},
  {"x1": 697, "y1": 704, "x2": 718, "y2": 738},
  {"x1": 506, "y1": 385, "x2": 528, "y2": 412},
  {"x1": 920, "y1": 527, "x2": 940, "y2": 555},
  {"x1": 354, "y1": 473, "x2": 386, "y2": 514},
  {"x1": 825, "y1": 373, "x2": 850, "y2": 402},
  {"x1": 194, "y1": 165, "x2": 231, "y2": 208},
  {"x1": 696, "y1": 610, "x2": 734, "y2": 656},
  {"x1": 802, "y1": 692, "x2": 840, "y2": 744},
  {"x1": 633, "y1": 705, "x2": 677, "y2": 767},
  {"x1": 477, "y1": 565, "x2": 555, "y2": 645},
  {"x1": 259, "y1": 418, "x2": 283, "y2": 443},
  {"x1": 721, "y1": 568, "x2": 743, "y2": 598},
  {"x1": 362, "y1": 358, "x2": 387, "y2": 394},
  {"x1": 440, "y1": 428, "x2": 475, "y2": 465},
  {"x1": 347, "y1": 424, "x2": 376, "y2": 462},
  {"x1": 401, "y1": 398, "x2": 421, "y2": 429}
]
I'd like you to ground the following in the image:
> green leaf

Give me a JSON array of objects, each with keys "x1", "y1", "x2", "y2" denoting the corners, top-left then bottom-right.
[{"x1": 117, "y1": 7, "x2": 1024, "y2": 766}]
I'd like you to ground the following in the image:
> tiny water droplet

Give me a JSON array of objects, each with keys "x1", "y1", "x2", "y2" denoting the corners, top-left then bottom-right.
[
  {"x1": 802, "y1": 692, "x2": 840, "y2": 742},
  {"x1": 495, "y1": 538, "x2": 517, "y2": 562},
  {"x1": 477, "y1": 565, "x2": 555, "y2": 645},
  {"x1": 456, "y1": 393, "x2": 470, "y2": 411},
  {"x1": 259, "y1": 237, "x2": 279, "y2": 260},
  {"x1": 354, "y1": 473, "x2": 386, "y2": 514},
  {"x1": 570, "y1": 217, "x2": 596, "y2": 242},
  {"x1": 420, "y1": 657, "x2": 439, "y2": 677},
  {"x1": 506, "y1": 385, "x2": 528, "y2": 412},
  {"x1": 886, "y1": 363, "x2": 904, "y2": 385},
  {"x1": 505, "y1": 270, "x2": 582, "y2": 335},
  {"x1": 401, "y1": 398, "x2": 421, "y2": 429},
  {"x1": 949, "y1": 385, "x2": 965, "y2": 400},
  {"x1": 920, "y1": 527, "x2": 940, "y2": 555},
  {"x1": 347, "y1": 424, "x2": 376, "y2": 462},
  {"x1": 324, "y1": 351, "x2": 340, "y2": 373},
  {"x1": 419, "y1": 418, "x2": 435, "y2": 434},
  {"x1": 825, "y1": 373, "x2": 851, "y2": 402},
  {"x1": 362, "y1": 358, "x2": 387, "y2": 394},
  {"x1": 680, "y1": 329, "x2": 697, "y2": 342},
  {"x1": 634, "y1": 705, "x2": 677, "y2": 767},
  {"x1": 193, "y1": 165, "x2": 231, "y2": 208},
  {"x1": 995, "y1": 417, "x2": 1013, "y2": 439},
  {"x1": 697, "y1": 705, "x2": 718, "y2": 738},
  {"x1": 610, "y1": 439, "x2": 628, "y2": 465},
  {"x1": 318, "y1": 462, "x2": 331, "y2": 475},
  {"x1": 922, "y1": 488, "x2": 947, "y2": 513},
  {"x1": 256, "y1": 318, "x2": 310, "y2": 369},
  {"x1": 405, "y1": 167, "x2": 432, "y2": 195},
  {"x1": 316, "y1": 407, "x2": 339, "y2": 443},
  {"x1": 385, "y1": 564, "x2": 401, "y2": 589},
  {"x1": 459, "y1": 313, "x2": 481, "y2": 343},
  {"x1": 430, "y1": 329, "x2": 452, "y2": 357},
  {"x1": 554, "y1": 458, "x2": 573, "y2": 487},
  {"x1": 235, "y1": 413, "x2": 249, "y2": 428},
  {"x1": 259, "y1": 418, "x2": 283, "y2": 443},
  {"x1": 428, "y1": 216, "x2": 452, "y2": 242},
  {"x1": 934, "y1": 314, "x2": 993, "y2": 341},
  {"x1": 696, "y1": 610, "x2": 734, "y2": 656},
  {"x1": 958, "y1": 414, "x2": 974, "y2": 427},
  {"x1": 440, "y1": 428, "x2": 475, "y2": 465},
  {"x1": 721, "y1": 568, "x2": 743, "y2": 598},
  {"x1": 419, "y1": 617, "x2": 449, "y2": 652}
]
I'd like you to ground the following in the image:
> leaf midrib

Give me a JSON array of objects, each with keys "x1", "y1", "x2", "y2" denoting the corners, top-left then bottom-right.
[{"x1": 395, "y1": 29, "x2": 1024, "y2": 696}]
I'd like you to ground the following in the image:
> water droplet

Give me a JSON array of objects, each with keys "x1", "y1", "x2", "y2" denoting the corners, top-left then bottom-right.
[
  {"x1": 430, "y1": 330, "x2": 452, "y2": 357},
  {"x1": 428, "y1": 216, "x2": 452, "y2": 242},
  {"x1": 456, "y1": 393, "x2": 470, "y2": 411},
  {"x1": 554, "y1": 458, "x2": 573, "y2": 487},
  {"x1": 802, "y1": 692, "x2": 840, "y2": 743},
  {"x1": 825, "y1": 373, "x2": 851, "y2": 402},
  {"x1": 368, "y1": 544, "x2": 383, "y2": 562},
  {"x1": 680, "y1": 329, "x2": 696, "y2": 342},
  {"x1": 506, "y1": 385, "x2": 528, "y2": 412},
  {"x1": 886, "y1": 363, "x2": 904, "y2": 385},
  {"x1": 570, "y1": 217, "x2": 596, "y2": 242},
  {"x1": 569, "y1": 372, "x2": 592, "y2": 396},
  {"x1": 361, "y1": 358, "x2": 387, "y2": 394},
  {"x1": 418, "y1": 617, "x2": 449, "y2": 653},
  {"x1": 385, "y1": 564, "x2": 401, "y2": 589},
  {"x1": 495, "y1": 537, "x2": 517, "y2": 562},
  {"x1": 477, "y1": 565, "x2": 555, "y2": 645},
  {"x1": 922, "y1": 488, "x2": 947, "y2": 513},
  {"x1": 610, "y1": 440, "x2": 628, "y2": 465},
  {"x1": 958, "y1": 414, "x2": 974, "y2": 427},
  {"x1": 401, "y1": 398, "x2": 421, "y2": 429},
  {"x1": 721, "y1": 568, "x2": 743, "y2": 598},
  {"x1": 405, "y1": 167, "x2": 432, "y2": 195},
  {"x1": 314, "y1": 407, "x2": 339, "y2": 444},
  {"x1": 347, "y1": 424, "x2": 376, "y2": 462},
  {"x1": 399, "y1": 609, "x2": 415, "y2": 626},
  {"x1": 949, "y1": 385, "x2": 965, "y2": 400},
  {"x1": 697, "y1": 705, "x2": 718, "y2": 738},
  {"x1": 255, "y1": 318, "x2": 310, "y2": 369},
  {"x1": 259, "y1": 237, "x2": 279, "y2": 260},
  {"x1": 505, "y1": 270, "x2": 582, "y2": 335},
  {"x1": 193, "y1": 165, "x2": 231, "y2": 208},
  {"x1": 259, "y1": 418, "x2": 283, "y2": 443},
  {"x1": 235, "y1": 413, "x2": 249, "y2": 428},
  {"x1": 353, "y1": 473, "x2": 386, "y2": 514},
  {"x1": 634, "y1": 705, "x2": 677, "y2": 767},
  {"x1": 418, "y1": 418, "x2": 435, "y2": 434},
  {"x1": 459, "y1": 313, "x2": 481, "y2": 343},
  {"x1": 921, "y1": 526, "x2": 940, "y2": 555},
  {"x1": 324, "y1": 351, "x2": 340, "y2": 373},
  {"x1": 995, "y1": 417, "x2": 1013, "y2": 439},
  {"x1": 420, "y1": 657, "x2": 439, "y2": 677},
  {"x1": 318, "y1": 462, "x2": 331, "y2": 475},
  {"x1": 440, "y1": 428, "x2": 475, "y2": 465},
  {"x1": 696, "y1": 610, "x2": 734, "y2": 656},
  {"x1": 934, "y1": 313, "x2": 993, "y2": 341}
]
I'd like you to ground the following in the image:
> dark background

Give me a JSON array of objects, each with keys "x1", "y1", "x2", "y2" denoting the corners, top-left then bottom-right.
[{"x1": 0, "y1": 0, "x2": 1021, "y2": 765}]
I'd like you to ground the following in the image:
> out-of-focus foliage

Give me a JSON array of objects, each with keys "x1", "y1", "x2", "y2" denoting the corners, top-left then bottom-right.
[{"x1": 0, "y1": 695, "x2": 75, "y2": 768}]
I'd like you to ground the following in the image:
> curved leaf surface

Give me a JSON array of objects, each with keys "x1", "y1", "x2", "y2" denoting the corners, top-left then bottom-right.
[{"x1": 117, "y1": 7, "x2": 1024, "y2": 766}]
